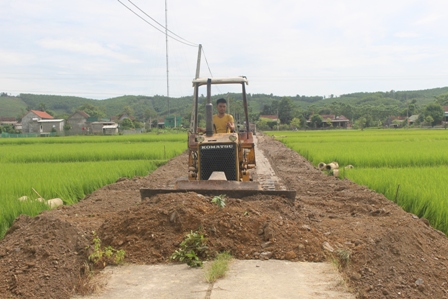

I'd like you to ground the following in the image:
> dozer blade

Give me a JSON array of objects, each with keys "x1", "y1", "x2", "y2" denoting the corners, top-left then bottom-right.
[{"x1": 140, "y1": 180, "x2": 296, "y2": 201}]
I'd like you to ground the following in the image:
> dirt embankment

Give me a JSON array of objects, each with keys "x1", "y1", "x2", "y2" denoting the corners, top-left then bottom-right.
[{"x1": 0, "y1": 134, "x2": 447, "y2": 299}]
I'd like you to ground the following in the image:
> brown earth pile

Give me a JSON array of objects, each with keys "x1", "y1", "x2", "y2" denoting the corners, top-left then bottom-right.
[{"x1": 0, "y1": 134, "x2": 447, "y2": 299}]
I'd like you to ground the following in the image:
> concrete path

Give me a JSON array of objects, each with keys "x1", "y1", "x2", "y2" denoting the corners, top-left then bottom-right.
[{"x1": 72, "y1": 260, "x2": 355, "y2": 299}]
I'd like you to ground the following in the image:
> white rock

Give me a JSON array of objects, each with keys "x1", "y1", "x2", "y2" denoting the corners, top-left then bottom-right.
[
  {"x1": 322, "y1": 242, "x2": 334, "y2": 252},
  {"x1": 47, "y1": 198, "x2": 63, "y2": 209}
]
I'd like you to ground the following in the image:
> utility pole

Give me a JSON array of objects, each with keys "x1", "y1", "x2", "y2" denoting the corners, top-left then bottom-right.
[
  {"x1": 190, "y1": 44, "x2": 202, "y2": 133},
  {"x1": 165, "y1": 0, "x2": 170, "y2": 115}
]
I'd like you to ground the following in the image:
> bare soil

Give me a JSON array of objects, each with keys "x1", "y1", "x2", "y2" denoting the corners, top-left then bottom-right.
[{"x1": 1, "y1": 134, "x2": 448, "y2": 299}]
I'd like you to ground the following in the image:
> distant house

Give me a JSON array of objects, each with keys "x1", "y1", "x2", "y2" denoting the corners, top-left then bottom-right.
[
  {"x1": 21, "y1": 110, "x2": 54, "y2": 133},
  {"x1": 307, "y1": 114, "x2": 350, "y2": 128},
  {"x1": 259, "y1": 115, "x2": 278, "y2": 121},
  {"x1": 164, "y1": 115, "x2": 182, "y2": 128},
  {"x1": 117, "y1": 113, "x2": 134, "y2": 121},
  {"x1": 408, "y1": 114, "x2": 419, "y2": 125},
  {"x1": 67, "y1": 110, "x2": 91, "y2": 134},
  {"x1": 0, "y1": 117, "x2": 17, "y2": 125},
  {"x1": 384, "y1": 116, "x2": 406, "y2": 127},
  {"x1": 0, "y1": 117, "x2": 20, "y2": 132},
  {"x1": 443, "y1": 106, "x2": 448, "y2": 123},
  {"x1": 91, "y1": 121, "x2": 118, "y2": 134},
  {"x1": 102, "y1": 124, "x2": 119, "y2": 135},
  {"x1": 38, "y1": 119, "x2": 65, "y2": 135},
  {"x1": 157, "y1": 118, "x2": 165, "y2": 128}
]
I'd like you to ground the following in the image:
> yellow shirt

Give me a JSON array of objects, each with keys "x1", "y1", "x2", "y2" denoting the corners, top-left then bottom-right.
[{"x1": 213, "y1": 114, "x2": 234, "y2": 133}]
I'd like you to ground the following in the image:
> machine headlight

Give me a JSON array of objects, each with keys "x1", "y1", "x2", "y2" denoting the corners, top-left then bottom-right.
[
  {"x1": 228, "y1": 134, "x2": 237, "y2": 141},
  {"x1": 197, "y1": 136, "x2": 205, "y2": 142}
]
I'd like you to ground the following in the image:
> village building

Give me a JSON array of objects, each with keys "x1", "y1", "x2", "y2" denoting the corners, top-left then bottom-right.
[
  {"x1": 102, "y1": 124, "x2": 119, "y2": 135},
  {"x1": 67, "y1": 110, "x2": 91, "y2": 134},
  {"x1": 307, "y1": 114, "x2": 350, "y2": 128},
  {"x1": 91, "y1": 121, "x2": 118, "y2": 134},
  {"x1": 37, "y1": 119, "x2": 65, "y2": 135},
  {"x1": 259, "y1": 115, "x2": 279, "y2": 121},
  {"x1": 21, "y1": 110, "x2": 54, "y2": 133}
]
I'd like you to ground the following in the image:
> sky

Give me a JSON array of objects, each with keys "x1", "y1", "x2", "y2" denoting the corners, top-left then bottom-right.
[{"x1": 1, "y1": 0, "x2": 448, "y2": 100}]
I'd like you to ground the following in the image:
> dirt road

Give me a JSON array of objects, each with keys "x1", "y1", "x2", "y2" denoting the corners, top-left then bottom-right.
[{"x1": 0, "y1": 134, "x2": 448, "y2": 299}]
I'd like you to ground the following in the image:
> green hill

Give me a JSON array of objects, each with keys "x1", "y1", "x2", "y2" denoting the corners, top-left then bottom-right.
[
  {"x1": 1, "y1": 86, "x2": 448, "y2": 125},
  {"x1": 0, "y1": 96, "x2": 28, "y2": 118}
]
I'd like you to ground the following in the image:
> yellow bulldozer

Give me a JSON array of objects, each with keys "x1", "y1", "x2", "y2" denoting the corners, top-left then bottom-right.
[{"x1": 140, "y1": 76, "x2": 295, "y2": 200}]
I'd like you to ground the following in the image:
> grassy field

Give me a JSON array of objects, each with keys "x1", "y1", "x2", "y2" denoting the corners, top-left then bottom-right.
[
  {"x1": 0, "y1": 133, "x2": 186, "y2": 238},
  {"x1": 268, "y1": 129, "x2": 448, "y2": 235}
]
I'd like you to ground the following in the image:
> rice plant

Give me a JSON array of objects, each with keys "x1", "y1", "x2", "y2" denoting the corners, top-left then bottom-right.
[
  {"x1": 0, "y1": 133, "x2": 187, "y2": 239},
  {"x1": 267, "y1": 129, "x2": 448, "y2": 235}
]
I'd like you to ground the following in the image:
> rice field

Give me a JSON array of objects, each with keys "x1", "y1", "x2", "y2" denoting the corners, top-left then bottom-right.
[
  {"x1": 0, "y1": 133, "x2": 186, "y2": 238},
  {"x1": 268, "y1": 129, "x2": 448, "y2": 235}
]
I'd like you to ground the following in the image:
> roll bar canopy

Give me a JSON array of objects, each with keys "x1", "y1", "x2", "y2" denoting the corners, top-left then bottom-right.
[{"x1": 192, "y1": 76, "x2": 248, "y2": 86}]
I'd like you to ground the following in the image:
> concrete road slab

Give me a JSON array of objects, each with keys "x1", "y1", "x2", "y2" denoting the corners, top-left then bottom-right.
[
  {"x1": 73, "y1": 260, "x2": 354, "y2": 299},
  {"x1": 211, "y1": 260, "x2": 354, "y2": 299}
]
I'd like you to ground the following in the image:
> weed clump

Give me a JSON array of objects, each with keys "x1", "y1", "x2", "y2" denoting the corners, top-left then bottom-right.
[
  {"x1": 171, "y1": 230, "x2": 208, "y2": 267},
  {"x1": 88, "y1": 231, "x2": 125, "y2": 268},
  {"x1": 205, "y1": 251, "x2": 233, "y2": 282}
]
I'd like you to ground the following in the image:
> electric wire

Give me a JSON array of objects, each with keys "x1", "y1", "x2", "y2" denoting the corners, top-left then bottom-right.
[
  {"x1": 127, "y1": 0, "x2": 198, "y2": 47},
  {"x1": 117, "y1": 0, "x2": 197, "y2": 47},
  {"x1": 201, "y1": 47, "x2": 213, "y2": 78}
]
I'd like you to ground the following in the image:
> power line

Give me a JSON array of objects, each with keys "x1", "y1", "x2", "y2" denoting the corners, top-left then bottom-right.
[
  {"x1": 201, "y1": 47, "x2": 213, "y2": 78},
  {"x1": 117, "y1": 0, "x2": 198, "y2": 47},
  {"x1": 127, "y1": 0, "x2": 198, "y2": 47}
]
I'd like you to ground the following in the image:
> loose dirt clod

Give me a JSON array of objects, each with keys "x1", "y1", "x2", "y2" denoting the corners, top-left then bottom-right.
[{"x1": 0, "y1": 134, "x2": 448, "y2": 299}]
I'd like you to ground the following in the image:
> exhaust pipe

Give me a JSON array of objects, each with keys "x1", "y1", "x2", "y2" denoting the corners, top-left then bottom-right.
[{"x1": 205, "y1": 78, "x2": 214, "y2": 136}]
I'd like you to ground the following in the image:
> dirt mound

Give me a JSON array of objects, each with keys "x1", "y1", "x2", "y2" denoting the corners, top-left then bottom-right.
[
  {"x1": 0, "y1": 134, "x2": 448, "y2": 299},
  {"x1": 0, "y1": 214, "x2": 89, "y2": 298},
  {"x1": 97, "y1": 193, "x2": 323, "y2": 264}
]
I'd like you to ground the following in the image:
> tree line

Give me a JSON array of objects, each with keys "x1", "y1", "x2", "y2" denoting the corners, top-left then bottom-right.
[{"x1": 3, "y1": 87, "x2": 448, "y2": 131}]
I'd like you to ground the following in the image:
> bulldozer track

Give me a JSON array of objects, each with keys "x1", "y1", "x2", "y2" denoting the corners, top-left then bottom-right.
[{"x1": 253, "y1": 135, "x2": 287, "y2": 191}]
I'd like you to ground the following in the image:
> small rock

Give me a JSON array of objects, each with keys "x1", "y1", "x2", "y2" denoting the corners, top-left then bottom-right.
[
  {"x1": 169, "y1": 211, "x2": 179, "y2": 223},
  {"x1": 47, "y1": 198, "x2": 63, "y2": 209},
  {"x1": 415, "y1": 278, "x2": 423, "y2": 286},
  {"x1": 261, "y1": 241, "x2": 273, "y2": 249},
  {"x1": 260, "y1": 251, "x2": 273, "y2": 260},
  {"x1": 350, "y1": 272, "x2": 362, "y2": 280},
  {"x1": 420, "y1": 218, "x2": 430, "y2": 226},
  {"x1": 285, "y1": 251, "x2": 296, "y2": 260},
  {"x1": 18, "y1": 196, "x2": 28, "y2": 201},
  {"x1": 301, "y1": 225, "x2": 311, "y2": 231},
  {"x1": 322, "y1": 242, "x2": 334, "y2": 252}
]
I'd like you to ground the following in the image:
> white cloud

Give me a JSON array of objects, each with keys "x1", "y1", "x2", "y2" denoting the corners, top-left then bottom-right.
[
  {"x1": 38, "y1": 38, "x2": 141, "y2": 63},
  {"x1": 0, "y1": 0, "x2": 448, "y2": 99}
]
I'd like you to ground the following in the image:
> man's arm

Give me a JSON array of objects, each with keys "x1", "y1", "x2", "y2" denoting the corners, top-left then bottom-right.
[{"x1": 227, "y1": 115, "x2": 235, "y2": 132}]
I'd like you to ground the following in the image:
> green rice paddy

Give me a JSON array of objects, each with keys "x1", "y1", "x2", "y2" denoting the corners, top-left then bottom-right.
[
  {"x1": 0, "y1": 133, "x2": 186, "y2": 238},
  {"x1": 268, "y1": 129, "x2": 448, "y2": 235}
]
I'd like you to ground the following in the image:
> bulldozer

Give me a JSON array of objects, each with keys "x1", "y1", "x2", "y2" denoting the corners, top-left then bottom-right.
[{"x1": 140, "y1": 76, "x2": 296, "y2": 200}]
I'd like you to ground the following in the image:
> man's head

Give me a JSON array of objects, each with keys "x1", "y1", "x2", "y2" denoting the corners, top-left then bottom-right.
[{"x1": 216, "y1": 98, "x2": 227, "y2": 116}]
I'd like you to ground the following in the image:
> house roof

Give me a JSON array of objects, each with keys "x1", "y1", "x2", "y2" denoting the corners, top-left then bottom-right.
[
  {"x1": 320, "y1": 114, "x2": 349, "y2": 121},
  {"x1": 91, "y1": 121, "x2": 116, "y2": 125},
  {"x1": 259, "y1": 115, "x2": 278, "y2": 120},
  {"x1": 37, "y1": 119, "x2": 64, "y2": 123},
  {"x1": 408, "y1": 114, "x2": 419, "y2": 122},
  {"x1": 118, "y1": 113, "x2": 135, "y2": 121},
  {"x1": 30, "y1": 110, "x2": 54, "y2": 119},
  {"x1": 0, "y1": 117, "x2": 16, "y2": 122},
  {"x1": 70, "y1": 110, "x2": 90, "y2": 118},
  {"x1": 103, "y1": 124, "x2": 118, "y2": 129}
]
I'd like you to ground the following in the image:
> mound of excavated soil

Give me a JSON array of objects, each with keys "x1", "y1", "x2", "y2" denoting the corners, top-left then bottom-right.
[{"x1": 0, "y1": 134, "x2": 448, "y2": 299}]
